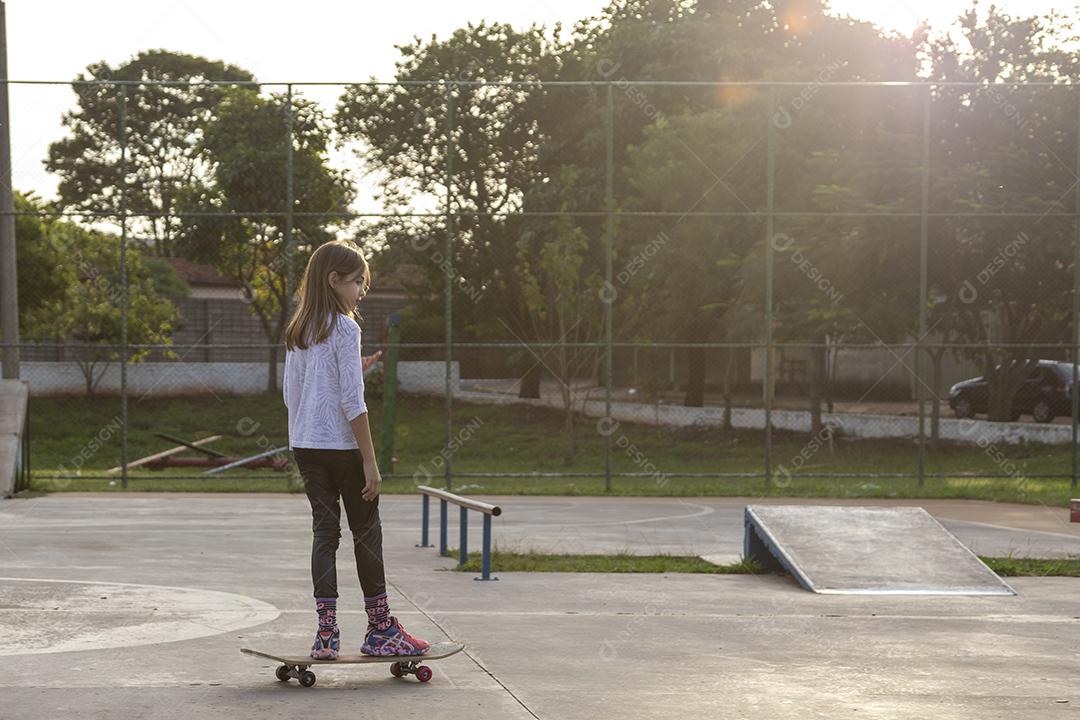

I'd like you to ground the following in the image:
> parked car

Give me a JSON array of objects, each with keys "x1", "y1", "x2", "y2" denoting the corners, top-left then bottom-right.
[{"x1": 948, "y1": 360, "x2": 1075, "y2": 423}]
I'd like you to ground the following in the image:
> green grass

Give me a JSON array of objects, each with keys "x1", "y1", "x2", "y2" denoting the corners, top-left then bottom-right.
[
  {"x1": 981, "y1": 556, "x2": 1080, "y2": 577},
  {"x1": 24, "y1": 391, "x2": 1079, "y2": 506},
  {"x1": 448, "y1": 550, "x2": 1080, "y2": 577}
]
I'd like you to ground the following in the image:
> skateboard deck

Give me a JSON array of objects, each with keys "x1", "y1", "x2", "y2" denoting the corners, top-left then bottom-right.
[{"x1": 240, "y1": 641, "x2": 465, "y2": 686}]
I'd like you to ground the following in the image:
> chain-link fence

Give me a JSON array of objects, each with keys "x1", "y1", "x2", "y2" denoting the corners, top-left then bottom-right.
[{"x1": 7, "y1": 79, "x2": 1079, "y2": 492}]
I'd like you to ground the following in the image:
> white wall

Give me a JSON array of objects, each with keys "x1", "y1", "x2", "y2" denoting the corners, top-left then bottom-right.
[{"x1": 20, "y1": 360, "x2": 459, "y2": 397}]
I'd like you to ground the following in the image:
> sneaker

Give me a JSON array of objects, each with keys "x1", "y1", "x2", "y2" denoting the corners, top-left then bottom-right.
[
  {"x1": 361, "y1": 616, "x2": 430, "y2": 656},
  {"x1": 310, "y1": 625, "x2": 340, "y2": 660}
]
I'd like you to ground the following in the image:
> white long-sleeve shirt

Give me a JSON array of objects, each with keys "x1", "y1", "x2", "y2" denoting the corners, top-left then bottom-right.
[{"x1": 283, "y1": 311, "x2": 368, "y2": 450}]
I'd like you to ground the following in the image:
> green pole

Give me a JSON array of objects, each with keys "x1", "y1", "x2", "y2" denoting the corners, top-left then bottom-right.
[
  {"x1": 917, "y1": 85, "x2": 931, "y2": 488},
  {"x1": 764, "y1": 86, "x2": 775, "y2": 488},
  {"x1": 285, "y1": 84, "x2": 294, "y2": 320},
  {"x1": 605, "y1": 81, "x2": 614, "y2": 493},
  {"x1": 444, "y1": 83, "x2": 455, "y2": 491},
  {"x1": 380, "y1": 313, "x2": 401, "y2": 471},
  {"x1": 0, "y1": 1, "x2": 20, "y2": 382},
  {"x1": 118, "y1": 84, "x2": 129, "y2": 491},
  {"x1": 1072, "y1": 91, "x2": 1080, "y2": 489},
  {"x1": 284, "y1": 84, "x2": 294, "y2": 490}
]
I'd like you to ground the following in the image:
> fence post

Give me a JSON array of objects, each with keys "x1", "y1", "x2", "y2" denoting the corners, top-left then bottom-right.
[
  {"x1": 0, "y1": 2, "x2": 19, "y2": 382},
  {"x1": 118, "y1": 83, "x2": 129, "y2": 491},
  {"x1": 380, "y1": 312, "x2": 400, "y2": 471},
  {"x1": 283, "y1": 84, "x2": 294, "y2": 493},
  {"x1": 444, "y1": 82, "x2": 455, "y2": 492},
  {"x1": 917, "y1": 84, "x2": 931, "y2": 488},
  {"x1": 764, "y1": 85, "x2": 776, "y2": 488},
  {"x1": 605, "y1": 80, "x2": 614, "y2": 493},
  {"x1": 1072, "y1": 89, "x2": 1080, "y2": 489},
  {"x1": 284, "y1": 83, "x2": 294, "y2": 322}
]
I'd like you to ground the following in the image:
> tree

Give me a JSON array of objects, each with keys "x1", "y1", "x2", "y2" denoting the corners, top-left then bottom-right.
[
  {"x1": 11, "y1": 193, "x2": 75, "y2": 340},
  {"x1": 925, "y1": 4, "x2": 1078, "y2": 421},
  {"x1": 517, "y1": 169, "x2": 606, "y2": 464},
  {"x1": 176, "y1": 87, "x2": 353, "y2": 392},
  {"x1": 336, "y1": 22, "x2": 564, "y2": 398},
  {"x1": 45, "y1": 50, "x2": 255, "y2": 257},
  {"x1": 622, "y1": 107, "x2": 763, "y2": 407},
  {"x1": 59, "y1": 225, "x2": 181, "y2": 396},
  {"x1": 583, "y1": 0, "x2": 920, "y2": 425}
]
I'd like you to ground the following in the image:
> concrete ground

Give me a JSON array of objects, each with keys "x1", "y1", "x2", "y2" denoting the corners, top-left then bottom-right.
[{"x1": 0, "y1": 492, "x2": 1078, "y2": 719}]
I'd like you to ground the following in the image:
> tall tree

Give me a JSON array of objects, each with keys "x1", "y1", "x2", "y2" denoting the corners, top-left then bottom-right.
[
  {"x1": 336, "y1": 22, "x2": 565, "y2": 396},
  {"x1": 925, "y1": 4, "x2": 1078, "y2": 420},
  {"x1": 175, "y1": 88, "x2": 353, "y2": 392},
  {"x1": 11, "y1": 193, "x2": 74, "y2": 340},
  {"x1": 45, "y1": 50, "x2": 255, "y2": 257},
  {"x1": 52, "y1": 220, "x2": 181, "y2": 396},
  {"x1": 580, "y1": 0, "x2": 920, "y2": 420},
  {"x1": 517, "y1": 168, "x2": 607, "y2": 463}
]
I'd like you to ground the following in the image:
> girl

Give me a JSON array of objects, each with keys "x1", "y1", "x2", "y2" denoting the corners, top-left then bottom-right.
[{"x1": 283, "y1": 239, "x2": 430, "y2": 660}]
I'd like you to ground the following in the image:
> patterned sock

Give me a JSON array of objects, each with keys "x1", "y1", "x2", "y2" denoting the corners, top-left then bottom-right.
[
  {"x1": 364, "y1": 591, "x2": 391, "y2": 631},
  {"x1": 316, "y1": 597, "x2": 337, "y2": 629}
]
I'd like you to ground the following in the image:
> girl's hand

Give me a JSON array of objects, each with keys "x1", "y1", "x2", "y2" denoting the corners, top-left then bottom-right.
[
  {"x1": 362, "y1": 457, "x2": 382, "y2": 501},
  {"x1": 362, "y1": 350, "x2": 383, "y2": 371}
]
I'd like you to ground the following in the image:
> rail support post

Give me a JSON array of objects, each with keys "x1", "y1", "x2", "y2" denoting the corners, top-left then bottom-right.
[
  {"x1": 439, "y1": 498, "x2": 448, "y2": 557},
  {"x1": 474, "y1": 513, "x2": 499, "y2": 582},
  {"x1": 416, "y1": 493, "x2": 433, "y2": 548},
  {"x1": 459, "y1": 505, "x2": 468, "y2": 566}
]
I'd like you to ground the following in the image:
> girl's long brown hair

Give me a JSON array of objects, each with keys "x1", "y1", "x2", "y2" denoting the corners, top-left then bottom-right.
[{"x1": 284, "y1": 240, "x2": 371, "y2": 351}]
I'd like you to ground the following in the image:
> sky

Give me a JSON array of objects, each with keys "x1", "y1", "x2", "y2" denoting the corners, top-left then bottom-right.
[{"x1": 5, "y1": 0, "x2": 1072, "y2": 206}]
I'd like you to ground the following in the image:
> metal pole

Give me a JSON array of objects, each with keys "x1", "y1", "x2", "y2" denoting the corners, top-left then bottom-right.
[
  {"x1": 444, "y1": 83, "x2": 454, "y2": 491},
  {"x1": 119, "y1": 84, "x2": 129, "y2": 490},
  {"x1": 764, "y1": 86, "x2": 776, "y2": 487},
  {"x1": 417, "y1": 493, "x2": 432, "y2": 548},
  {"x1": 1072, "y1": 90, "x2": 1080, "y2": 489},
  {"x1": 917, "y1": 85, "x2": 931, "y2": 488},
  {"x1": 459, "y1": 505, "x2": 468, "y2": 565},
  {"x1": 22, "y1": 405, "x2": 28, "y2": 491},
  {"x1": 439, "y1": 498, "x2": 448, "y2": 557},
  {"x1": 476, "y1": 513, "x2": 497, "y2": 581},
  {"x1": 0, "y1": 1, "x2": 18, "y2": 380},
  {"x1": 284, "y1": 84, "x2": 294, "y2": 321},
  {"x1": 604, "y1": 81, "x2": 614, "y2": 493},
  {"x1": 379, "y1": 312, "x2": 400, "y2": 470},
  {"x1": 203, "y1": 446, "x2": 287, "y2": 474}
]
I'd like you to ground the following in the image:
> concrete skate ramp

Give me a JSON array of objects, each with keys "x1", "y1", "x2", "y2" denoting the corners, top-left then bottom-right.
[{"x1": 743, "y1": 505, "x2": 1016, "y2": 595}]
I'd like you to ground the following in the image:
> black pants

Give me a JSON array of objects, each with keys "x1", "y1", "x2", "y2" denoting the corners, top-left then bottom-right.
[{"x1": 292, "y1": 447, "x2": 386, "y2": 600}]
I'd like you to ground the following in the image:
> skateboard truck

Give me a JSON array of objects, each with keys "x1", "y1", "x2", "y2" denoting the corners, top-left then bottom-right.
[{"x1": 271, "y1": 658, "x2": 433, "y2": 686}]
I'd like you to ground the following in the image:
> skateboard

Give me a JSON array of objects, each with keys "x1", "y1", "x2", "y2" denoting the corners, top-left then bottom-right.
[{"x1": 240, "y1": 641, "x2": 465, "y2": 686}]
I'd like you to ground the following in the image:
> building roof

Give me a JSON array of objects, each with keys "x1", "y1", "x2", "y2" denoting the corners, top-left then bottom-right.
[
  {"x1": 371, "y1": 263, "x2": 424, "y2": 293},
  {"x1": 164, "y1": 257, "x2": 236, "y2": 288},
  {"x1": 160, "y1": 255, "x2": 422, "y2": 294}
]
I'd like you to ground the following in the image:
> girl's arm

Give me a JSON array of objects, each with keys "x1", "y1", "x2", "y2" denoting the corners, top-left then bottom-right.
[
  {"x1": 349, "y1": 413, "x2": 382, "y2": 501},
  {"x1": 349, "y1": 412, "x2": 377, "y2": 464},
  {"x1": 336, "y1": 319, "x2": 382, "y2": 500}
]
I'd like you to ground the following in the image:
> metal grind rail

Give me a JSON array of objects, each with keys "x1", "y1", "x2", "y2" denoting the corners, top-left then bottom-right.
[{"x1": 416, "y1": 485, "x2": 501, "y2": 581}]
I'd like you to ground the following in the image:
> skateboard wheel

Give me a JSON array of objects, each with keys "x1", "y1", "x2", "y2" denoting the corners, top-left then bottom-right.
[
  {"x1": 389, "y1": 662, "x2": 404, "y2": 678},
  {"x1": 275, "y1": 665, "x2": 291, "y2": 682},
  {"x1": 416, "y1": 665, "x2": 433, "y2": 683},
  {"x1": 299, "y1": 670, "x2": 317, "y2": 687}
]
